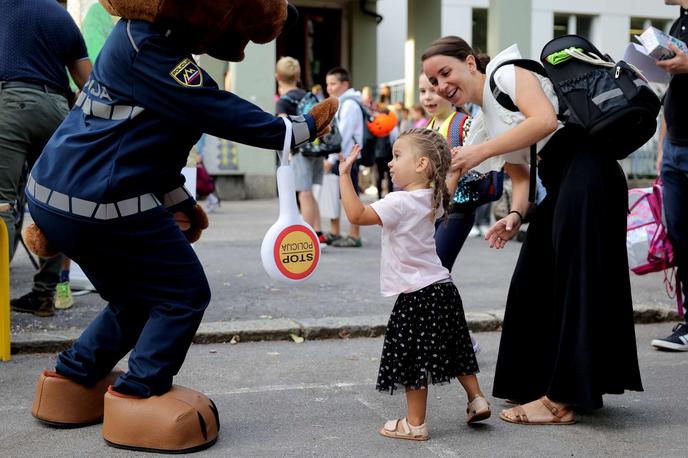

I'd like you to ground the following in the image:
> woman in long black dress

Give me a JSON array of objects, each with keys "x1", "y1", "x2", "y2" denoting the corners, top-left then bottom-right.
[{"x1": 422, "y1": 36, "x2": 642, "y2": 424}]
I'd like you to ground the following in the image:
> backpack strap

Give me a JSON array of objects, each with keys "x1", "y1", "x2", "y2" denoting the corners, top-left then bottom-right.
[
  {"x1": 488, "y1": 58, "x2": 548, "y2": 204},
  {"x1": 279, "y1": 94, "x2": 301, "y2": 106},
  {"x1": 489, "y1": 58, "x2": 548, "y2": 113}
]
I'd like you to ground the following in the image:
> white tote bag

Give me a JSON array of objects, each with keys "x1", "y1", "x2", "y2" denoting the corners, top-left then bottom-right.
[{"x1": 313, "y1": 173, "x2": 341, "y2": 220}]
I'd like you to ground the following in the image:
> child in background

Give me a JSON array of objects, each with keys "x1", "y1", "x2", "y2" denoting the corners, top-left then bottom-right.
[
  {"x1": 411, "y1": 103, "x2": 428, "y2": 129},
  {"x1": 338, "y1": 130, "x2": 490, "y2": 441}
]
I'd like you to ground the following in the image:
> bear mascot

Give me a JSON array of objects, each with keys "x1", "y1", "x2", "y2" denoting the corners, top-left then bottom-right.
[{"x1": 24, "y1": 0, "x2": 337, "y2": 453}]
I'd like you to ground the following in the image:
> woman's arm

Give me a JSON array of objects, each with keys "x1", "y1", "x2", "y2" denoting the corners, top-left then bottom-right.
[
  {"x1": 339, "y1": 145, "x2": 382, "y2": 226},
  {"x1": 454, "y1": 68, "x2": 559, "y2": 175}
]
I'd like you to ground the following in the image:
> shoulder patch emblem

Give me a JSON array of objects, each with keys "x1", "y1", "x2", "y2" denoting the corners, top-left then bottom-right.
[{"x1": 170, "y1": 58, "x2": 203, "y2": 87}]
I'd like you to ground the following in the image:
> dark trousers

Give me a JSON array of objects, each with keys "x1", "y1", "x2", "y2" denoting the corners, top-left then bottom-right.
[
  {"x1": 661, "y1": 138, "x2": 688, "y2": 320},
  {"x1": 0, "y1": 88, "x2": 66, "y2": 294},
  {"x1": 374, "y1": 157, "x2": 392, "y2": 199},
  {"x1": 434, "y1": 211, "x2": 476, "y2": 271},
  {"x1": 28, "y1": 202, "x2": 211, "y2": 397}
]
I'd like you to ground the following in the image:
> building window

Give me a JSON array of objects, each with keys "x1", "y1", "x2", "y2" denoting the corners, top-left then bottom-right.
[
  {"x1": 472, "y1": 8, "x2": 488, "y2": 54},
  {"x1": 630, "y1": 17, "x2": 671, "y2": 43},
  {"x1": 553, "y1": 13, "x2": 595, "y2": 40}
]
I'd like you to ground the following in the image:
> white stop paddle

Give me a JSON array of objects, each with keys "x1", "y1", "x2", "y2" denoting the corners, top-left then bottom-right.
[{"x1": 261, "y1": 117, "x2": 320, "y2": 283}]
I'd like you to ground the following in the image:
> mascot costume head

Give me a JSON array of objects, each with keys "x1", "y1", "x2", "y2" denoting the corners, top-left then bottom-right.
[{"x1": 26, "y1": 0, "x2": 337, "y2": 453}]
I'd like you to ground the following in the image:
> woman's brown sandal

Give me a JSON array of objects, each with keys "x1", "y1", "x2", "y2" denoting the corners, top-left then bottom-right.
[
  {"x1": 499, "y1": 396, "x2": 576, "y2": 425},
  {"x1": 378, "y1": 418, "x2": 429, "y2": 441},
  {"x1": 466, "y1": 394, "x2": 491, "y2": 423}
]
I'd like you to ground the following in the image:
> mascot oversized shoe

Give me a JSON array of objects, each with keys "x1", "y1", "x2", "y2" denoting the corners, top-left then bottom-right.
[
  {"x1": 103, "y1": 385, "x2": 220, "y2": 453},
  {"x1": 32, "y1": 369, "x2": 124, "y2": 426}
]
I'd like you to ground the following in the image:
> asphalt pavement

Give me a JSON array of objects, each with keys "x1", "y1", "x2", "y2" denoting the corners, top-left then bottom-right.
[{"x1": 0, "y1": 323, "x2": 686, "y2": 457}]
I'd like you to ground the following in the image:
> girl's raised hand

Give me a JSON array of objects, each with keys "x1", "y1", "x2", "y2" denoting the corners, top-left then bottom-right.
[{"x1": 338, "y1": 144, "x2": 361, "y2": 175}]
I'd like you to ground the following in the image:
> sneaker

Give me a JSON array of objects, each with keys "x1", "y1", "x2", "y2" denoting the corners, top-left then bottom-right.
[
  {"x1": 55, "y1": 281, "x2": 74, "y2": 310},
  {"x1": 204, "y1": 193, "x2": 220, "y2": 213},
  {"x1": 332, "y1": 235, "x2": 362, "y2": 248},
  {"x1": 651, "y1": 323, "x2": 688, "y2": 351},
  {"x1": 468, "y1": 226, "x2": 481, "y2": 238},
  {"x1": 321, "y1": 232, "x2": 342, "y2": 245},
  {"x1": 10, "y1": 292, "x2": 55, "y2": 317}
]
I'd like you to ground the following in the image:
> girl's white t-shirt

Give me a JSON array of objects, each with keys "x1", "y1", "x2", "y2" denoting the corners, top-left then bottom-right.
[{"x1": 370, "y1": 189, "x2": 451, "y2": 297}]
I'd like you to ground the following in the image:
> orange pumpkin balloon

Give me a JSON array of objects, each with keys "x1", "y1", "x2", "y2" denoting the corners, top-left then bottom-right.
[{"x1": 367, "y1": 111, "x2": 398, "y2": 137}]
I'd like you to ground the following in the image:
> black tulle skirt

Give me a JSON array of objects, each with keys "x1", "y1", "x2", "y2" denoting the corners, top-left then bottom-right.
[
  {"x1": 492, "y1": 128, "x2": 643, "y2": 409},
  {"x1": 376, "y1": 281, "x2": 478, "y2": 395}
]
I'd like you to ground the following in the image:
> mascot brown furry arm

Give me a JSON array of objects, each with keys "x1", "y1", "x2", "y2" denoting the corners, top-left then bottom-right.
[{"x1": 25, "y1": 0, "x2": 336, "y2": 453}]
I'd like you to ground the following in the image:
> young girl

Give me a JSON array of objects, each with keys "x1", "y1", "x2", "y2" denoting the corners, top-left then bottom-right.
[{"x1": 338, "y1": 130, "x2": 490, "y2": 442}]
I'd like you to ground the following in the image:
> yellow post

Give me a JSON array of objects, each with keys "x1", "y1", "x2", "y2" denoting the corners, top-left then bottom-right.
[{"x1": 0, "y1": 202, "x2": 11, "y2": 361}]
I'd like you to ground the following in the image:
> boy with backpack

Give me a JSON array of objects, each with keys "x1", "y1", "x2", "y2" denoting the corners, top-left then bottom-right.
[
  {"x1": 323, "y1": 67, "x2": 365, "y2": 248},
  {"x1": 275, "y1": 57, "x2": 326, "y2": 243}
]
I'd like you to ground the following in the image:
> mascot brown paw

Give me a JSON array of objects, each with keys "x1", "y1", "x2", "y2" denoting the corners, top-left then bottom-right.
[
  {"x1": 32, "y1": 369, "x2": 124, "y2": 427},
  {"x1": 22, "y1": 223, "x2": 59, "y2": 258},
  {"x1": 103, "y1": 385, "x2": 219, "y2": 453},
  {"x1": 173, "y1": 204, "x2": 209, "y2": 243},
  {"x1": 309, "y1": 97, "x2": 339, "y2": 137}
]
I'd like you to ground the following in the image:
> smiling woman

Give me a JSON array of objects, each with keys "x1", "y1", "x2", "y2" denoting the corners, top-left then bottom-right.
[{"x1": 421, "y1": 35, "x2": 643, "y2": 425}]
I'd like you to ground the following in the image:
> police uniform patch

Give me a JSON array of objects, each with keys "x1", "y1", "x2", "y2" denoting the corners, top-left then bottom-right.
[{"x1": 170, "y1": 58, "x2": 203, "y2": 87}]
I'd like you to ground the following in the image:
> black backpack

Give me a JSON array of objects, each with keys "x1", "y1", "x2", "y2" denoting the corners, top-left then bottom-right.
[
  {"x1": 338, "y1": 96, "x2": 377, "y2": 167},
  {"x1": 490, "y1": 35, "x2": 661, "y2": 200},
  {"x1": 280, "y1": 92, "x2": 333, "y2": 158}
]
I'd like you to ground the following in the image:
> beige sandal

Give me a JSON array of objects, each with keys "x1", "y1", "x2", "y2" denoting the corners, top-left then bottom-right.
[
  {"x1": 499, "y1": 397, "x2": 576, "y2": 425},
  {"x1": 378, "y1": 418, "x2": 429, "y2": 441},
  {"x1": 466, "y1": 394, "x2": 491, "y2": 423}
]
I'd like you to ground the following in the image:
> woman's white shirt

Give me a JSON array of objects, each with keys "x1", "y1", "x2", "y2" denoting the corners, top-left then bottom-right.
[{"x1": 474, "y1": 44, "x2": 563, "y2": 173}]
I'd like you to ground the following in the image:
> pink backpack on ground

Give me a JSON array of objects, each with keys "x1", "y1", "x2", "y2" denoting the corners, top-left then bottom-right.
[{"x1": 627, "y1": 181, "x2": 683, "y2": 316}]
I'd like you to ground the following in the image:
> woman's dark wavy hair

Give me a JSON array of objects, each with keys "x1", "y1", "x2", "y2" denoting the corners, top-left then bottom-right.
[{"x1": 421, "y1": 36, "x2": 490, "y2": 74}]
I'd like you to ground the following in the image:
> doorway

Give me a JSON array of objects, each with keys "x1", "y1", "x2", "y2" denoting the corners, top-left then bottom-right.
[{"x1": 276, "y1": 7, "x2": 342, "y2": 91}]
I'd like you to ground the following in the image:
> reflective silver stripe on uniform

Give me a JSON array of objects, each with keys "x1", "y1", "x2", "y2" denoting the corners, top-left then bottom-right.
[
  {"x1": 34, "y1": 183, "x2": 51, "y2": 203},
  {"x1": 26, "y1": 174, "x2": 36, "y2": 197},
  {"x1": 29, "y1": 175, "x2": 161, "y2": 219},
  {"x1": 82, "y1": 97, "x2": 93, "y2": 115},
  {"x1": 127, "y1": 20, "x2": 139, "y2": 52},
  {"x1": 111, "y1": 105, "x2": 133, "y2": 120},
  {"x1": 74, "y1": 94, "x2": 144, "y2": 121},
  {"x1": 71, "y1": 197, "x2": 97, "y2": 217},
  {"x1": 290, "y1": 117, "x2": 311, "y2": 148},
  {"x1": 140, "y1": 193, "x2": 160, "y2": 212},
  {"x1": 47, "y1": 191, "x2": 70, "y2": 212},
  {"x1": 592, "y1": 88, "x2": 623, "y2": 106},
  {"x1": 163, "y1": 187, "x2": 191, "y2": 207},
  {"x1": 91, "y1": 100, "x2": 112, "y2": 119},
  {"x1": 75, "y1": 91, "x2": 86, "y2": 107},
  {"x1": 117, "y1": 197, "x2": 139, "y2": 217},
  {"x1": 131, "y1": 106, "x2": 144, "y2": 119},
  {"x1": 94, "y1": 203, "x2": 119, "y2": 220}
]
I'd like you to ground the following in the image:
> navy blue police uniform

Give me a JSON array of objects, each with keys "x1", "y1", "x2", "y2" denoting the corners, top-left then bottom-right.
[{"x1": 27, "y1": 19, "x2": 316, "y2": 397}]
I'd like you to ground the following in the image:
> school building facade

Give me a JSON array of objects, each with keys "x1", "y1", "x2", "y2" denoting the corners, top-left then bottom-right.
[{"x1": 64, "y1": 0, "x2": 678, "y2": 198}]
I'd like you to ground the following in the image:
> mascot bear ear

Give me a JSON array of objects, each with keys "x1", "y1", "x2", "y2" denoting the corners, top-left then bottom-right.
[{"x1": 99, "y1": 0, "x2": 298, "y2": 62}]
